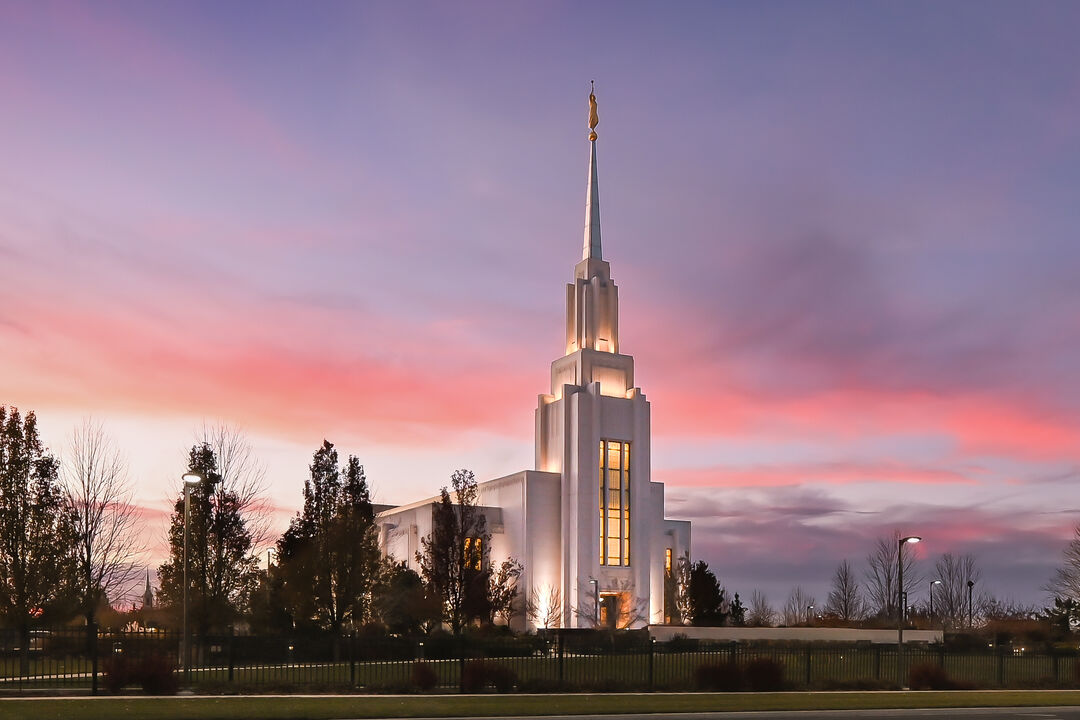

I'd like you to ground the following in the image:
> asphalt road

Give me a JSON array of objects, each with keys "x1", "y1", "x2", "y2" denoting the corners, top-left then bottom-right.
[{"x1": 366, "y1": 711, "x2": 1080, "y2": 720}]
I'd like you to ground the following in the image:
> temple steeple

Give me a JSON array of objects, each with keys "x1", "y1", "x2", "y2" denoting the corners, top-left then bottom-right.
[{"x1": 582, "y1": 85, "x2": 602, "y2": 261}]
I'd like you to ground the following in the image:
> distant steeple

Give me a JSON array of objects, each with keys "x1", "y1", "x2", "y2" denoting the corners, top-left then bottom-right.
[
  {"x1": 142, "y1": 569, "x2": 153, "y2": 609},
  {"x1": 582, "y1": 83, "x2": 602, "y2": 261}
]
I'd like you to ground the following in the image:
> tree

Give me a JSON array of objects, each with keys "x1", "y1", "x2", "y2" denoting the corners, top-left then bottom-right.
[
  {"x1": 157, "y1": 427, "x2": 265, "y2": 635},
  {"x1": 372, "y1": 562, "x2": 440, "y2": 635},
  {"x1": 418, "y1": 469, "x2": 491, "y2": 633},
  {"x1": 1046, "y1": 525, "x2": 1080, "y2": 606},
  {"x1": 687, "y1": 560, "x2": 727, "y2": 626},
  {"x1": 865, "y1": 531, "x2": 921, "y2": 620},
  {"x1": 824, "y1": 559, "x2": 866, "y2": 622},
  {"x1": 489, "y1": 558, "x2": 524, "y2": 627},
  {"x1": 527, "y1": 585, "x2": 562, "y2": 629},
  {"x1": 747, "y1": 589, "x2": 777, "y2": 627},
  {"x1": 671, "y1": 551, "x2": 692, "y2": 624},
  {"x1": 64, "y1": 419, "x2": 143, "y2": 626},
  {"x1": 728, "y1": 592, "x2": 746, "y2": 626},
  {"x1": 277, "y1": 442, "x2": 382, "y2": 632},
  {"x1": 783, "y1": 586, "x2": 816, "y2": 626},
  {"x1": 0, "y1": 407, "x2": 79, "y2": 671},
  {"x1": 933, "y1": 553, "x2": 980, "y2": 629}
]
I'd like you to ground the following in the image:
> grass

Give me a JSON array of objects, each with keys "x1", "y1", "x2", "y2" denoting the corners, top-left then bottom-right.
[{"x1": 4, "y1": 690, "x2": 1080, "y2": 720}]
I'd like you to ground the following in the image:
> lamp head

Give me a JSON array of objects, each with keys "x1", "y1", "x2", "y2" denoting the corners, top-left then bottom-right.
[
  {"x1": 932, "y1": 580, "x2": 942, "y2": 586},
  {"x1": 182, "y1": 472, "x2": 203, "y2": 487},
  {"x1": 901, "y1": 536, "x2": 921, "y2": 545}
]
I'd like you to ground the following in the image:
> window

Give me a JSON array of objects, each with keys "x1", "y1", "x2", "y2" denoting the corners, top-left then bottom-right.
[
  {"x1": 464, "y1": 536, "x2": 483, "y2": 570},
  {"x1": 665, "y1": 548, "x2": 672, "y2": 575},
  {"x1": 599, "y1": 440, "x2": 630, "y2": 566}
]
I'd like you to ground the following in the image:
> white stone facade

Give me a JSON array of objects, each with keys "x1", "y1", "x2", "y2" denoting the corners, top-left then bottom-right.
[{"x1": 377, "y1": 114, "x2": 690, "y2": 630}]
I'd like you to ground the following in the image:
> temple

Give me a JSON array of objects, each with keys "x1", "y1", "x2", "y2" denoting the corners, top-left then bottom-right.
[{"x1": 376, "y1": 91, "x2": 690, "y2": 629}]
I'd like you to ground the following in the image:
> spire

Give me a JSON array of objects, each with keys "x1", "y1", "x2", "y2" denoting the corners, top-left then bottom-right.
[{"x1": 582, "y1": 83, "x2": 602, "y2": 261}]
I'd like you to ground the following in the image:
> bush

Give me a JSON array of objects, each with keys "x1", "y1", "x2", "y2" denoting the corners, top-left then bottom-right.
[
  {"x1": 460, "y1": 659, "x2": 518, "y2": 693},
  {"x1": 411, "y1": 661, "x2": 438, "y2": 690},
  {"x1": 137, "y1": 652, "x2": 179, "y2": 695},
  {"x1": 908, "y1": 661, "x2": 952, "y2": 690},
  {"x1": 101, "y1": 654, "x2": 131, "y2": 694},
  {"x1": 695, "y1": 661, "x2": 744, "y2": 691},
  {"x1": 744, "y1": 657, "x2": 785, "y2": 691}
]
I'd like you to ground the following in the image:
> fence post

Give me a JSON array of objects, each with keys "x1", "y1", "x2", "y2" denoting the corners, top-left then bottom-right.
[
  {"x1": 557, "y1": 631, "x2": 565, "y2": 688},
  {"x1": 648, "y1": 637, "x2": 655, "y2": 691},
  {"x1": 227, "y1": 627, "x2": 235, "y2": 683},
  {"x1": 997, "y1": 644, "x2": 1005, "y2": 687},
  {"x1": 1053, "y1": 652, "x2": 1059, "y2": 685},
  {"x1": 873, "y1": 645, "x2": 881, "y2": 681},
  {"x1": 349, "y1": 632, "x2": 356, "y2": 686},
  {"x1": 458, "y1": 637, "x2": 465, "y2": 694},
  {"x1": 89, "y1": 621, "x2": 99, "y2": 696},
  {"x1": 804, "y1": 646, "x2": 812, "y2": 687}
]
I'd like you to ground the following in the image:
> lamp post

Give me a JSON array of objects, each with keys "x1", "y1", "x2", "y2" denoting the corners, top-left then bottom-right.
[
  {"x1": 590, "y1": 579, "x2": 599, "y2": 628},
  {"x1": 967, "y1": 579, "x2": 975, "y2": 629},
  {"x1": 807, "y1": 605, "x2": 814, "y2": 626},
  {"x1": 897, "y1": 535, "x2": 921, "y2": 688},
  {"x1": 181, "y1": 472, "x2": 203, "y2": 685},
  {"x1": 929, "y1": 580, "x2": 942, "y2": 626}
]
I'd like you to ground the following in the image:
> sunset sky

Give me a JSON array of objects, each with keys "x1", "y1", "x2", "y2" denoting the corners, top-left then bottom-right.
[{"x1": 2, "y1": 0, "x2": 1079, "y2": 608}]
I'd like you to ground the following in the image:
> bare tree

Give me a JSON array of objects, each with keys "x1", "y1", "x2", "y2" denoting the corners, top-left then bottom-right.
[
  {"x1": 526, "y1": 585, "x2": 562, "y2": 629},
  {"x1": 824, "y1": 559, "x2": 865, "y2": 622},
  {"x1": 489, "y1": 558, "x2": 524, "y2": 626},
  {"x1": 783, "y1": 586, "x2": 816, "y2": 626},
  {"x1": 64, "y1": 419, "x2": 143, "y2": 623},
  {"x1": 933, "y1": 553, "x2": 980, "y2": 628},
  {"x1": 865, "y1": 531, "x2": 921, "y2": 620},
  {"x1": 572, "y1": 577, "x2": 648, "y2": 629},
  {"x1": 196, "y1": 423, "x2": 271, "y2": 548},
  {"x1": 747, "y1": 589, "x2": 777, "y2": 627},
  {"x1": 1046, "y1": 525, "x2": 1080, "y2": 603}
]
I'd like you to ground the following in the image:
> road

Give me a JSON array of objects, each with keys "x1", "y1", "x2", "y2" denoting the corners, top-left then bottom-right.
[{"x1": 366, "y1": 711, "x2": 1080, "y2": 720}]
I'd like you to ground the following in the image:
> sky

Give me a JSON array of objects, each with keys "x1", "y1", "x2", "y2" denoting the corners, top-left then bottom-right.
[{"x1": 2, "y1": 0, "x2": 1079, "y2": 610}]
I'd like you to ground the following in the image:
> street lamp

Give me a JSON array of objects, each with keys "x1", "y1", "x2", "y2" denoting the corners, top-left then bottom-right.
[
  {"x1": 807, "y1": 605, "x2": 814, "y2": 626},
  {"x1": 181, "y1": 472, "x2": 203, "y2": 685},
  {"x1": 929, "y1": 580, "x2": 942, "y2": 625},
  {"x1": 967, "y1": 579, "x2": 975, "y2": 629},
  {"x1": 897, "y1": 535, "x2": 921, "y2": 688},
  {"x1": 590, "y1": 579, "x2": 599, "y2": 629}
]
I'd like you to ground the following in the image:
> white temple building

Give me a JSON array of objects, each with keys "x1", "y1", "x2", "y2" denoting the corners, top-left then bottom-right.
[{"x1": 376, "y1": 93, "x2": 690, "y2": 630}]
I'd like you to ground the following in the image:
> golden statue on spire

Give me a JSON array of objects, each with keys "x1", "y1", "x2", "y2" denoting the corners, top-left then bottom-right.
[{"x1": 588, "y1": 80, "x2": 599, "y2": 141}]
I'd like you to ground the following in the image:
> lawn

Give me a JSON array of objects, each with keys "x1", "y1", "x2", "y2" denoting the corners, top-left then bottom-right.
[{"x1": 4, "y1": 690, "x2": 1080, "y2": 720}]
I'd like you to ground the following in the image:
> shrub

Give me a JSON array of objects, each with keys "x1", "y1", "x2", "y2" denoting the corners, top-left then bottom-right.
[
  {"x1": 136, "y1": 653, "x2": 178, "y2": 695},
  {"x1": 695, "y1": 661, "x2": 744, "y2": 691},
  {"x1": 101, "y1": 654, "x2": 131, "y2": 694},
  {"x1": 908, "y1": 661, "x2": 952, "y2": 690},
  {"x1": 487, "y1": 662, "x2": 518, "y2": 693},
  {"x1": 744, "y1": 657, "x2": 785, "y2": 691},
  {"x1": 411, "y1": 661, "x2": 438, "y2": 691},
  {"x1": 461, "y1": 659, "x2": 489, "y2": 692}
]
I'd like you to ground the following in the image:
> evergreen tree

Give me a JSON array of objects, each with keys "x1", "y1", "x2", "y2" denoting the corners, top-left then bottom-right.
[
  {"x1": 157, "y1": 442, "x2": 260, "y2": 635},
  {"x1": 0, "y1": 407, "x2": 79, "y2": 671},
  {"x1": 687, "y1": 560, "x2": 727, "y2": 626},
  {"x1": 728, "y1": 592, "x2": 746, "y2": 626},
  {"x1": 276, "y1": 441, "x2": 382, "y2": 631}
]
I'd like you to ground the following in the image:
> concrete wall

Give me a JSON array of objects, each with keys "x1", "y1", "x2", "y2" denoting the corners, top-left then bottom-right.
[{"x1": 648, "y1": 625, "x2": 944, "y2": 644}]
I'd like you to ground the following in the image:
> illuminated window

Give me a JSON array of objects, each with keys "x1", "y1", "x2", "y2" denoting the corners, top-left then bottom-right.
[
  {"x1": 464, "y1": 537, "x2": 483, "y2": 570},
  {"x1": 599, "y1": 440, "x2": 630, "y2": 566},
  {"x1": 665, "y1": 548, "x2": 672, "y2": 575}
]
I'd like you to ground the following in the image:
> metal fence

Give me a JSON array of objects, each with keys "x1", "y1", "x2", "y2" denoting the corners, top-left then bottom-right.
[{"x1": 1, "y1": 626, "x2": 1078, "y2": 694}]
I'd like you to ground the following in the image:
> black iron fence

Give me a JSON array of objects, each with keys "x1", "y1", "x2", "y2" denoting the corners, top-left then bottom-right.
[{"x1": 1, "y1": 626, "x2": 1078, "y2": 694}]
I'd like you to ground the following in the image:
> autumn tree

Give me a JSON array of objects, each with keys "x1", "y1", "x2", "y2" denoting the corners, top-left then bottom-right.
[
  {"x1": 418, "y1": 469, "x2": 491, "y2": 633},
  {"x1": 64, "y1": 419, "x2": 143, "y2": 626},
  {"x1": 157, "y1": 427, "x2": 265, "y2": 635},
  {"x1": 824, "y1": 559, "x2": 866, "y2": 622},
  {"x1": 0, "y1": 407, "x2": 79, "y2": 671},
  {"x1": 276, "y1": 441, "x2": 382, "y2": 631}
]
